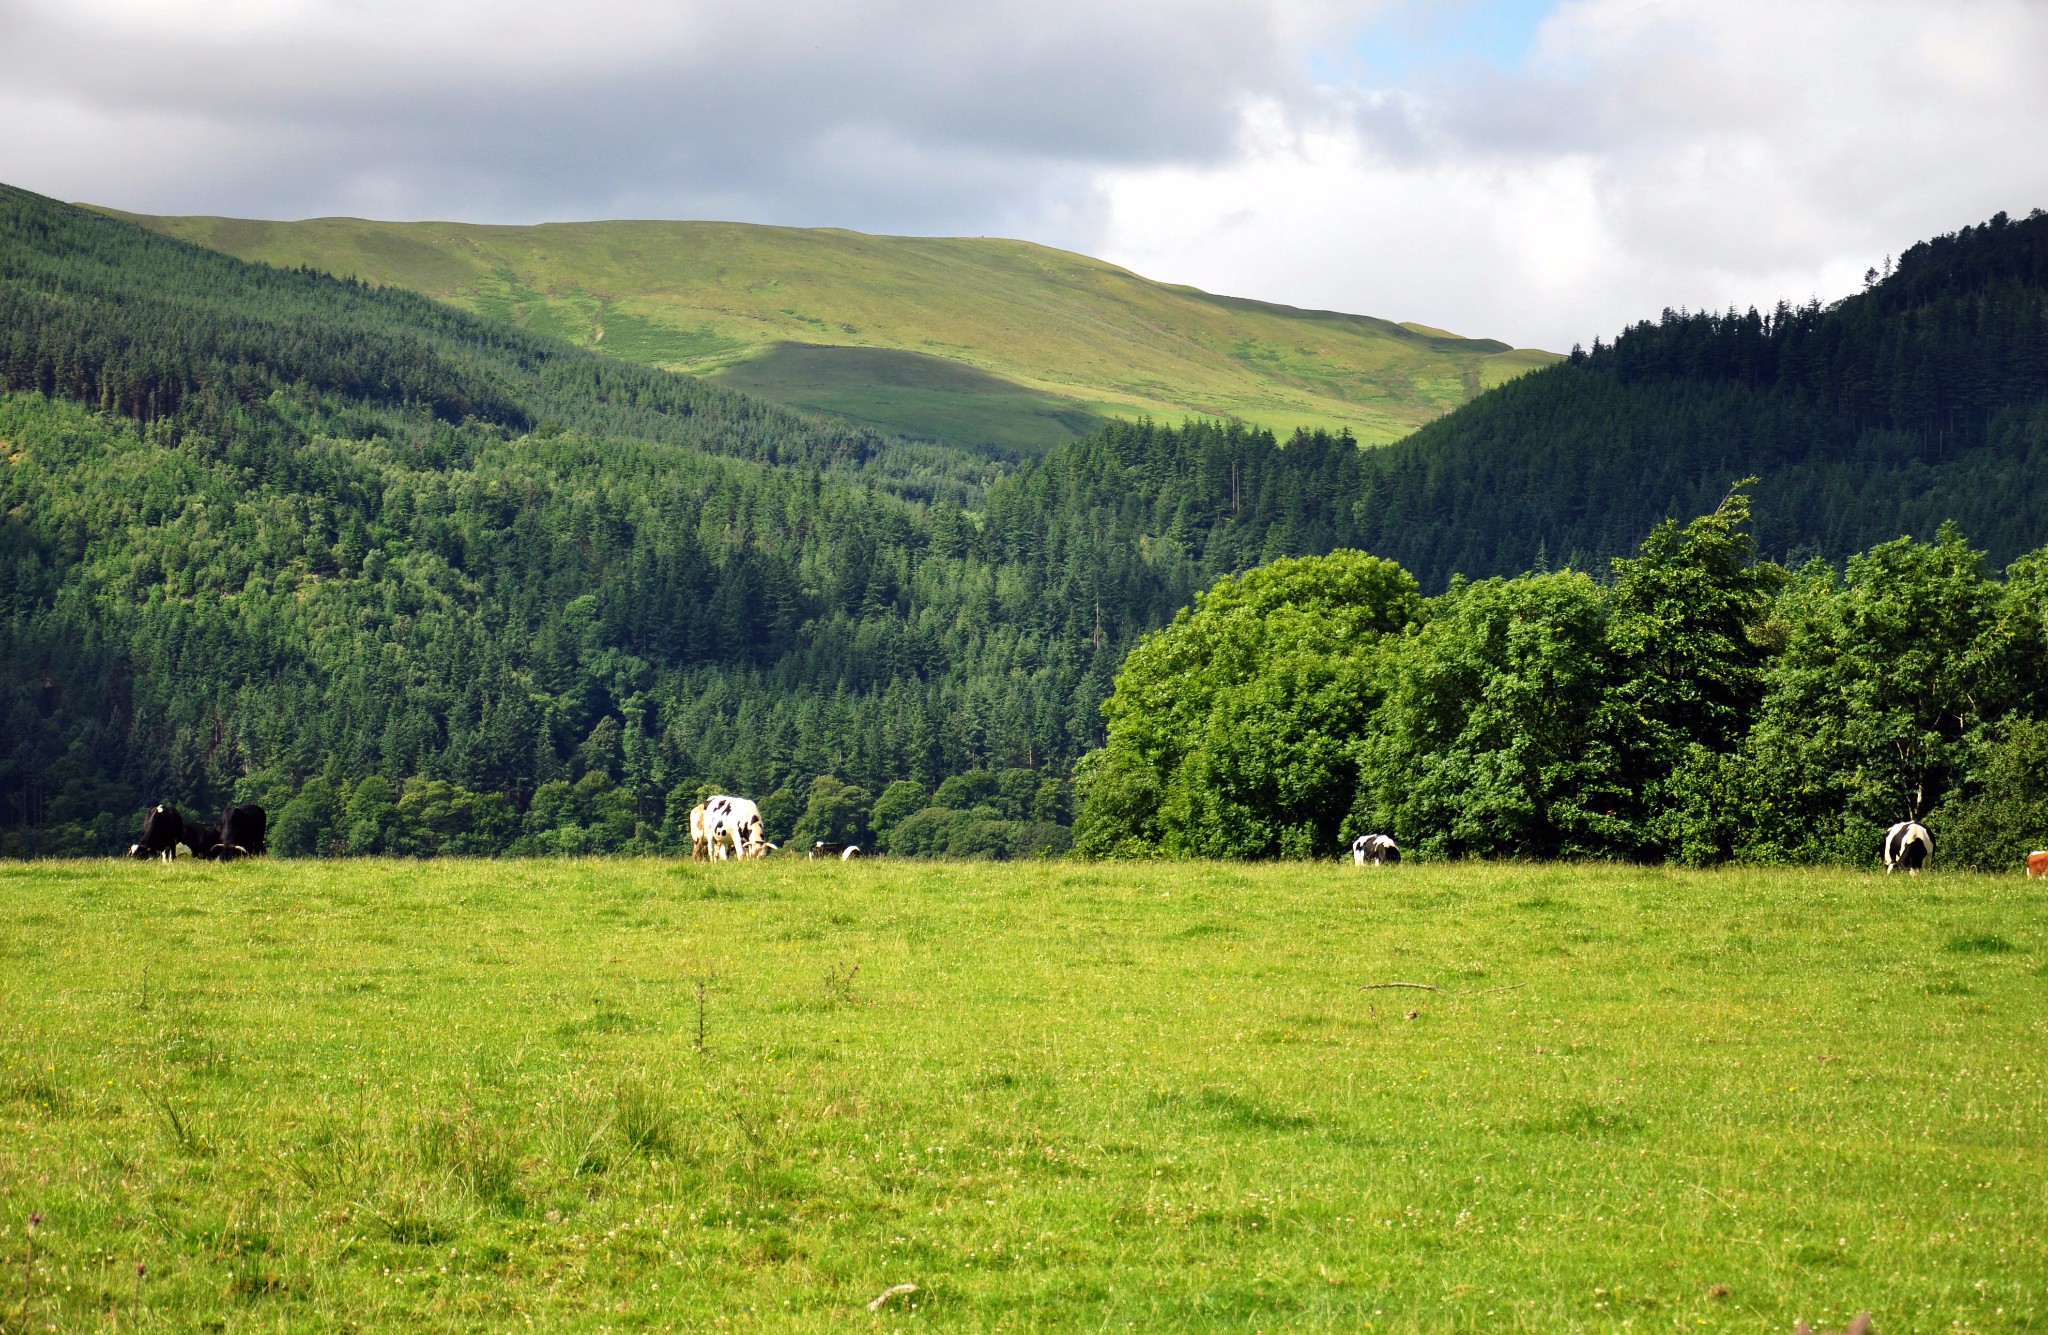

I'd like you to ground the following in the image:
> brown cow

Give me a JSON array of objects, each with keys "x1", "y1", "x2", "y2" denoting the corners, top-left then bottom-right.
[
  {"x1": 689, "y1": 802, "x2": 712, "y2": 862},
  {"x1": 2027, "y1": 850, "x2": 2048, "y2": 878}
]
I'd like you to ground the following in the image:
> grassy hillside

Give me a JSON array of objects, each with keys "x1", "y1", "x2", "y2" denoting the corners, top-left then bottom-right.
[
  {"x1": 102, "y1": 209, "x2": 1558, "y2": 450},
  {"x1": 4, "y1": 857, "x2": 2042, "y2": 1331}
]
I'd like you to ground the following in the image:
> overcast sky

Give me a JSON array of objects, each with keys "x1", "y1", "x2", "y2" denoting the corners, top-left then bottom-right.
[{"x1": 3, "y1": 0, "x2": 2044, "y2": 349}]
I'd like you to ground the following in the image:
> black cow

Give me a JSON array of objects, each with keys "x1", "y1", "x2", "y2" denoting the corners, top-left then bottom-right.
[
  {"x1": 128, "y1": 805, "x2": 185, "y2": 862},
  {"x1": 219, "y1": 803, "x2": 268, "y2": 859},
  {"x1": 809, "y1": 840, "x2": 862, "y2": 860},
  {"x1": 183, "y1": 824, "x2": 224, "y2": 860}
]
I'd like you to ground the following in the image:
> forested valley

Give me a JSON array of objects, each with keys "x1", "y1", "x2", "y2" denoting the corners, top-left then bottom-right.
[
  {"x1": 4, "y1": 183, "x2": 2046, "y2": 862},
  {"x1": 0, "y1": 185, "x2": 1374, "y2": 857}
]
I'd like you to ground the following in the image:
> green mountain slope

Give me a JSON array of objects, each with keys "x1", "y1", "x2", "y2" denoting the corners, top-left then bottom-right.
[
  {"x1": 0, "y1": 183, "x2": 1391, "y2": 856},
  {"x1": 100, "y1": 209, "x2": 1557, "y2": 450},
  {"x1": 1347, "y1": 209, "x2": 2048, "y2": 586}
]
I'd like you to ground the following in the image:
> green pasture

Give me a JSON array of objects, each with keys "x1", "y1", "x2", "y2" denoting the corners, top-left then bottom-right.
[{"x1": 1, "y1": 859, "x2": 2042, "y2": 1332}]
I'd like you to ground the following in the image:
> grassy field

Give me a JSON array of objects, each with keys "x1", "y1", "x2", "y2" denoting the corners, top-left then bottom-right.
[
  {"x1": 95, "y1": 209, "x2": 1558, "y2": 451},
  {"x1": 1, "y1": 858, "x2": 2041, "y2": 1333}
]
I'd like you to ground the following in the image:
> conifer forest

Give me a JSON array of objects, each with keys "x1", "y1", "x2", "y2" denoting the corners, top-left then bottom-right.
[{"x1": 4, "y1": 185, "x2": 2046, "y2": 863}]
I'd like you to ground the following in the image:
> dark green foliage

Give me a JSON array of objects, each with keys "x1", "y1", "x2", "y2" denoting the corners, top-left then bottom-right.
[
  {"x1": 1356, "y1": 570, "x2": 1618, "y2": 860},
  {"x1": 790, "y1": 775, "x2": 872, "y2": 850},
  {"x1": 1601, "y1": 487, "x2": 1786, "y2": 857},
  {"x1": 1351, "y1": 209, "x2": 2048, "y2": 587},
  {"x1": 1934, "y1": 719, "x2": 2048, "y2": 871},
  {"x1": 1075, "y1": 551, "x2": 1418, "y2": 859},
  {"x1": 878, "y1": 804, "x2": 1071, "y2": 860},
  {"x1": 1081, "y1": 503, "x2": 2048, "y2": 868},
  {"x1": 0, "y1": 185, "x2": 1374, "y2": 856},
  {"x1": 932, "y1": 770, "x2": 998, "y2": 810},
  {"x1": 1729, "y1": 527, "x2": 2014, "y2": 863},
  {"x1": 868, "y1": 780, "x2": 928, "y2": 843}
]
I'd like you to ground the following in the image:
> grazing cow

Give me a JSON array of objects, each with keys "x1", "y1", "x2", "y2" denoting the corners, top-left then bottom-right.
[
  {"x1": 182, "y1": 824, "x2": 224, "y2": 860},
  {"x1": 2027, "y1": 850, "x2": 2048, "y2": 878},
  {"x1": 1882, "y1": 821, "x2": 1932, "y2": 874},
  {"x1": 1351, "y1": 833, "x2": 1400, "y2": 866},
  {"x1": 128, "y1": 805, "x2": 184, "y2": 862},
  {"x1": 689, "y1": 803, "x2": 713, "y2": 862},
  {"x1": 704, "y1": 794, "x2": 771, "y2": 860},
  {"x1": 218, "y1": 803, "x2": 268, "y2": 859}
]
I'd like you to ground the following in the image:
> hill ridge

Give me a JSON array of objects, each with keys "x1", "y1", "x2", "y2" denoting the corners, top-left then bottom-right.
[
  {"x1": 1347, "y1": 207, "x2": 2048, "y2": 584},
  {"x1": 95, "y1": 205, "x2": 1556, "y2": 452}
]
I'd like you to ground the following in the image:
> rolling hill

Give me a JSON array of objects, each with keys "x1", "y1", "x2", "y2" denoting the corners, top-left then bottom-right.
[{"x1": 97, "y1": 209, "x2": 1557, "y2": 452}]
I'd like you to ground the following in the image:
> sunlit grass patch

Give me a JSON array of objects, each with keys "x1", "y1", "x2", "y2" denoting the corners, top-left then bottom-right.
[{"x1": 0, "y1": 857, "x2": 2041, "y2": 1331}]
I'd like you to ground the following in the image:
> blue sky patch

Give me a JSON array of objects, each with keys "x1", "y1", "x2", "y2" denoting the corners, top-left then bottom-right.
[{"x1": 1318, "y1": 0, "x2": 1560, "y2": 83}]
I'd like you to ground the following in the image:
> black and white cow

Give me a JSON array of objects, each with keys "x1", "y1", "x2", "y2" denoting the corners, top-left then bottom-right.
[
  {"x1": 218, "y1": 803, "x2": 268, "y2": 859},
  {"x1": 1883, "y1": 820, "x2": 1932, "y2": 875},
  {"x1": 1351, "y1": 833, "x2": 1399, "y2": 866},
  {"x1": 809, "y1": 841, "x2": 862, "y2": 860},
  {"x1": 128, "y1": 805, "x2": 185, "y2": 862},
  {"x1": 704, "y1": 794, "x2": 772, "y2": 860}
]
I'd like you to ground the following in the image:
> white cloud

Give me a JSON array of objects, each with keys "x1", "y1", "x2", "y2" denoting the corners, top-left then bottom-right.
[
  {"x1": 0, "y1": 0, "x2": 1373, "y2": 228},
  {"x1": 1098, "y1": 0, "x2": 2048, "y2": 348}
]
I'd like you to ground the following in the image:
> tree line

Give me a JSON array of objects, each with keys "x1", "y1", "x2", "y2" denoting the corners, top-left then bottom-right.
[
  {"x1": 1076, "y1": 487, "x2": 2048, "y2": 870},
  {"x1": 1348, "y1": 209, "x2": 2048, "y2": 587}
]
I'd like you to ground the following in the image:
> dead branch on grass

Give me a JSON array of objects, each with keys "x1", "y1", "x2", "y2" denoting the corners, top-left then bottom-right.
[{"x1": 1358, "y1": 980, "x2": 1528, "y2": 1001}]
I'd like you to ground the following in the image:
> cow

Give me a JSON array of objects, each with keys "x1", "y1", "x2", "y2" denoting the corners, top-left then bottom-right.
[
  {"x1": 182, "y1": 824, "x2": 224, "y2": 860},
  {"x1": 2027, "y1": 850, "x2": 2048, "y2": 878},
  {"x1": 218, "y1": 803, "x2": 268, "y2": 859},
  {"x1": 1351, "y1": 833, "x2": 1399, "y2": 866},
  {"x1": 809, "y1": 840, "x2": 862, "y2": 860},
  {"x1": 1882, "y1": 820, "x2": 1931, "y2": 874},
  {"x1": 704, "y1": 794, "x2": 772, "y2": 860},
  {"x1": 128, "y1": 805, "x2": 184, "y2": 862},
  {"x1": 689, "y1": 803, "x2": 713, "y2": 862}
]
